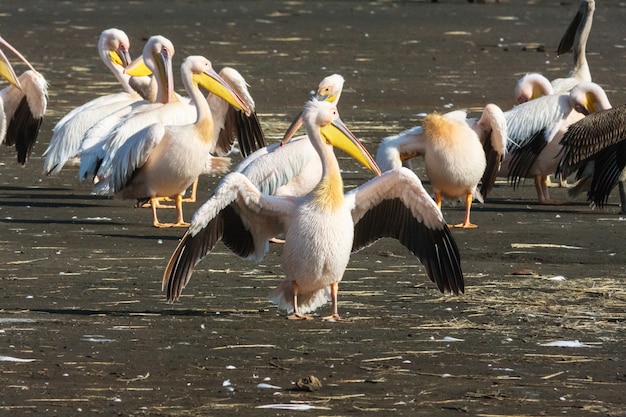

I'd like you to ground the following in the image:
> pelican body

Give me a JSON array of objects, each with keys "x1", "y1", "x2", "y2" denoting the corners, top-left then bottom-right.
[
  {"x1": 110, "y1": 55, "x2": 252, "y2": 227},
  {"x1": 43, "y1": 28, "x2": 147, "y2": 175},
  {"x1": 500, "y1": 81, "x2": 611, "y2": 203},
  {"x1": 376, "y1": 104, "x2": 508, "y2": 227},
  {"x1": 163, "y1": 99, "x2": 464, "y2": 320}
]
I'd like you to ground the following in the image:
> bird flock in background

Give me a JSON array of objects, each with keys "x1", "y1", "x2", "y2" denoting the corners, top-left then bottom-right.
[{"x1": 1, "y1": 0, "x2": 624, "y2": 319}]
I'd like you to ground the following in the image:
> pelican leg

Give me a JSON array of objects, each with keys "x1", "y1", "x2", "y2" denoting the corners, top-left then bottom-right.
[
  {"x1": 434, "y1": 192, "x2": 442, "y2": 209},
  {"x1": 142, "y1": 198, "x2": 175, "y2": 209},
  {"x1": 182, "y1": 177, "x2": 198, "y2": 203},
  {"x1": 152, "y1": 194, "x2": 190, "y2": 228},
  {"x1": 454, "y1": 192, "x2": 478, "y2": 229},
  {"x1": 322, "y1": 282, "x2": 342, "y2": 321},
  {"x1": 287, "y1": 281, "x2": 314, "y2": 320},
  {"x1": 535, "y1": 175, "x2": 564, "y2": 205},
  {"x1": 151, "y1": 197, "x2": 168, "y2": 228}
]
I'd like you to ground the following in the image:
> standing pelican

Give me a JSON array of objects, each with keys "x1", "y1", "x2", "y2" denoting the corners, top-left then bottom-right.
[
  {"x1": 557, "y1": 105, "x2": 626, "y2": 213},
  {"x1": 552, "y1": 0, "x2": 595, "y2": 94},
  {"x1": 80, "y1": 35, "x2": 184, "y2": 187},
  {"x1": 43, "y1": 28, "x2": 150, "y2": 175},
  {"x1": 163, "y1": 99, "x2": 464, "y2": 320},
  {"x1": 109, "y1": 55, "x2": 252, "y2": 228},
  {"x1": 376, "y1": 104, "x2": 508, "y2": 228},
  {"x1": 0, "y1": 35, "x2": 47, "y2": 165},
  {"x1": 500, "y1": 81, "x2": 611, "y2": 203},
  {"x1": 86, "y1": 42, "x2": 264, "y2": 201}
]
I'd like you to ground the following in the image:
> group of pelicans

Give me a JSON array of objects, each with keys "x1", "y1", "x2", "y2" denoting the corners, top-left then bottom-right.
[{"x1": 1, "y1": 0, "x2": 625, "y2": 320}]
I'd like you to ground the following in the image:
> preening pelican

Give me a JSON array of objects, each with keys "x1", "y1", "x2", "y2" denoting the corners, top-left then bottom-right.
[
  {"x1": 163, "y1": 99, "x2": 464, "y2": 320},
  {"x1": 0, "y1": 35, "x2": 48, "y2": 165},
  {"x1": 109, "y1": 55, "x2": 252, "y2": 228},
  {"x1": 499, "y1": 81, "x2": 611, "y2": 204},
  {"x1": 557, "y1": 104, "x2": 626, "y2": 213},
  {"x1": 43, "y1": 28, "x2": 149, "y2": 175},
  {"x1": 376, "y1": 104, "x2": 508, "y2": 228},
  {"x1": 552, "y1": 0, "x2": 595, "y2": 94},
  {"x1": 514, "y1": 73, "x2": 554, "y2": 104}
]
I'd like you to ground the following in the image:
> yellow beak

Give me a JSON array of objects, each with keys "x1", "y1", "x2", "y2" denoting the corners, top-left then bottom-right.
[
  {"x1": 109, "y1": 46, "x2": 132, "y2": 68},
  {"x1": 195, "y1": 68, "x2": 252, "y2": 116},
  {"x1": 320, "y1": 117, "x2": 381, "y2": 176},
  {"x1": 125, "y1": 48, "x2": 174, "y2": 104},
  {"x1": 124, "y1": 56, "x2": 153, "y2": 77}
]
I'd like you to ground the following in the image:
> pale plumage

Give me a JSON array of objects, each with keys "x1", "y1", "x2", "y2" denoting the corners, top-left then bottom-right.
[
  {"x1": 281, "y1": 73, "x2": 345, "y2": 143},
  {"x1": 109, "y1": 55, "x2": 252, "y2": 228},
  {"x1": 234, "y1": 73, "x2": 345, "y2": 200},
  {"x1": 162, "y1": 99, "x2": 464, "y2": 320},
  {"x1": 557, "y1": 104, "x2": 626, "y2": 212},
  {"x1": 0, "y1": 35, "x2": 48, "y2": 165},
  {"x1": 514, "y1": 73, "x2": 554, "y2": 104},
  {"x1": 499, "y1": 81, "x2": 611, "y2": 203},
  {"x1": 43, "y1": 28, "x2": 149, "y2": 175},
  {"x1": 85, "y1": 41, "x2": 265, "y2": 198},
  {"x1": 376, "y1": 104, "x2": 508, "y2": 228},
  {"x1": 81, "y1": 35, "x2": 183, "y2": 187}
]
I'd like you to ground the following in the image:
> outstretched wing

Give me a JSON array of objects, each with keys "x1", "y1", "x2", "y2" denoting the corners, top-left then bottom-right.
[
  {"x1": 163, "y1": 172, "x2": 293, "y2": 302},
  {"x1": 348, "y1": 167, "x2": 464, "y2": 295}
]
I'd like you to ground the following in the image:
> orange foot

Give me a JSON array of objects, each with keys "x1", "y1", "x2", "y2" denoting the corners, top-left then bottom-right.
[
  {"x1": 287, "y1": 313, "x2": 314, "y2": 320},
  {"x1": 453, "y1": 222, "x2": 478, "y2": 229}
]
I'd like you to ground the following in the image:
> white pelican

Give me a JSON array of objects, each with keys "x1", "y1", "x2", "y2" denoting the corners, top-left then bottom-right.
[
  {"x1": 0, "y1": 35, "x2": 48, "y2": 165},
  {"x1": 499, "y1": 81, "x2": 611, "y2": 204},
  {"x1": 557, "y1": 104, "x2": 626, "y2": 213},
  {"x1": 108, "y1": 55, "x2": 252, "y2": 228},
  {"x1": 376, "y1": 104, "x2": 508, "y2": 228},
  {"x1": 85, "y1": 44, "x2": 265, "y2": 200},
  {"x1": 552, "y1": 0, "x2": 595, "y2": 94},
  {"x1": 234, "y1": 73, "x2": 346, "y2": 200},
  {"x1": 80, "y1": 35, "x2": 183, "y2": 186},
  {"x1": 162, "y1": 99, "x2": 464, "y2": 320},
  {"x1": 281, "y1": 73, "x2": 345, "y2": 142},
  {"x1": 514, "y1": 73, "x2": 554, "y2": 104},
  {"x1": 43, "y1": 28, "x2": 151, "y2": 175}
]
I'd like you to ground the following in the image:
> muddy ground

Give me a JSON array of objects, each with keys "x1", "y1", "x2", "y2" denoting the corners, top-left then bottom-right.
[{"x1": 1, "y1": 1, "x2": 625, "y2": 416}]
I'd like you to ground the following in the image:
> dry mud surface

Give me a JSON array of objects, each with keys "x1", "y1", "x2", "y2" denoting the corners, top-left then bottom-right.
[{"x1": 1, "y1": 1, "x2": 626, "y2": 416}]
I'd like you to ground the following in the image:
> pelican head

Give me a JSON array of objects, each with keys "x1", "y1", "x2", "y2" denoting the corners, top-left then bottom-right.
[
  {"x1": 569, "y1": 81, "x2": 611, "y2": 116},
  {"x1": 315, "y1": 73, "x2": 345, "y2": 103},
  {"x1": 305, "y1": 99, "x2": 381, "y2": 176},
  {"x1": 126, "y1": 35, "x2": 175, "y2": 104},
  {"x1": 184, "y1": 56, "x2": 252, "y2": 116},
  {"x1": 514, "y1": 73, "x2": 553, "y2": 104},
  {"x1": 281, "y1": 73, "x2": 346, "y2": 145},
  {"x1": 0, "y1": 47, "x2": 21, "y2": 89},
  {"x1": 100, "y1": 28, "x2": 132, "y2": 68}
]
